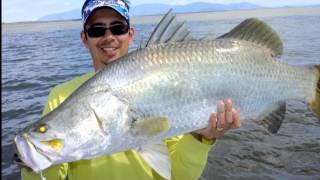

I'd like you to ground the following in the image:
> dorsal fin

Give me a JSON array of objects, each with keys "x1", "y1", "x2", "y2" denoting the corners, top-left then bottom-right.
[
  {"x1": 137, "y1": 35, "x2": 145, "y2": 50},
  {"x1": 217, "y1": 18, "x2": 283, "y2": 57},
  {"x1": 144, "y1": 9, "x2": 193, "y2": 48}
]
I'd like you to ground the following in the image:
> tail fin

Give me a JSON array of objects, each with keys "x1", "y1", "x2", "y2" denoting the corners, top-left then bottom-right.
[{"x1": 310, "y1": 65, "x2": 320, "y2": 117}]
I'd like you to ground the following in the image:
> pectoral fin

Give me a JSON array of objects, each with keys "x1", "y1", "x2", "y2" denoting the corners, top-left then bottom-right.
[
  {"x1": 131, "y1": 117, "x2": 170, "y2": 136},
  {"x1": 136, "y1": 142, "x2": 171, "y2": 180}
]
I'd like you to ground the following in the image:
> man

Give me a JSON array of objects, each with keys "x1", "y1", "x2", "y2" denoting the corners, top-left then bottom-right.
[{"x1": 21, "y1": 0, "x2": 241, "y2": 179}]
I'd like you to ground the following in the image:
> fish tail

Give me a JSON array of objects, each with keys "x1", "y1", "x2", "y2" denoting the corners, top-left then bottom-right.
[{"x1": 310, "y1": 65, "x2": 320, "y2": 117}]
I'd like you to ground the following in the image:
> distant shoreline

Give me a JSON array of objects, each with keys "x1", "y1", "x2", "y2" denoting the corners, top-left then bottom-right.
[
  {"x1": 131, "y1": 6, "x2": 320, "y2": 24},
  {"x1": 3, "y1": 6, "x2": 320, "y2": 33}
]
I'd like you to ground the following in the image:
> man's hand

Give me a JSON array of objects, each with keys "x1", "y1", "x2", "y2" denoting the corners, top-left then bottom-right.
[{"x1": 193, "y1": 99, "x2": 241, "y2": 140}]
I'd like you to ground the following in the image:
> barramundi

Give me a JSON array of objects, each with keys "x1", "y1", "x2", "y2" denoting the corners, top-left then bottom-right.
[{"x1": 14, "y1": 10, "x2": 320, "y2": 180}]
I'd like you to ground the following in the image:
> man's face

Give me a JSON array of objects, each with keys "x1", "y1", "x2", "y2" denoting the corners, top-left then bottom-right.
[{"x1": 81, "y1": 8, "x2": 135, "y2": 71}]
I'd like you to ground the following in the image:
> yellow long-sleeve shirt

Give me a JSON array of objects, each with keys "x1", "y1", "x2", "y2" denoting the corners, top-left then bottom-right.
[{"x1": 21, "y1": 72, "x2": 215, "y2": 180}]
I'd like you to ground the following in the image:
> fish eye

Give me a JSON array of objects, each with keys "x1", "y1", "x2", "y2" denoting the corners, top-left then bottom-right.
[{"x1": 37, "y1": 124, "x2": 48, "y2": 133}]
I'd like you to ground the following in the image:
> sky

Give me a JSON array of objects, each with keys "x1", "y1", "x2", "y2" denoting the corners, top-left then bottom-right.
[{"x1": 2, "y1": 0, "x2": 320, "y2": 23}]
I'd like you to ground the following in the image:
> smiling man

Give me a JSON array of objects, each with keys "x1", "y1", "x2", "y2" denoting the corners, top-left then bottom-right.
[
  {"x1": 81, "y1": 0, "x2": 135, "y2": 69},
  {"x1": 20, "y1": 0, "x2": 241, "y2": 179}
]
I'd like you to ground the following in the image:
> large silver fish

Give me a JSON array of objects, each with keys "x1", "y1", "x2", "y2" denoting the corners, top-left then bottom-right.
[{"x1": 14, "y1": 11, "x2": 320, "y2": 179}]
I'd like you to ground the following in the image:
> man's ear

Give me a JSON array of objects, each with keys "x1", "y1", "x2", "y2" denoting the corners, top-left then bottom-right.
[
  {"x1": 80, "y1": 31, "x2": 89, "y2": 48},
  {"x1": 128, "y1": 27, "x2": 135, "y2": 44}
]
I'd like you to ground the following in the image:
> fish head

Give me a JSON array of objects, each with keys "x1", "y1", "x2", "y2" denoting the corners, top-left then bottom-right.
[
  {"x1": 14, "y1": 118, "x2": 67, "y2": 172},
  {"x1": 14, "y1": 92, "x2": 132, "y2": 172}
]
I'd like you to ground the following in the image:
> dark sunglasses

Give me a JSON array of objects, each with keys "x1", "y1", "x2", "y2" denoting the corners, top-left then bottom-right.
[{"x1": 86, "y1": 24, "x2": 129, "y2": 38}]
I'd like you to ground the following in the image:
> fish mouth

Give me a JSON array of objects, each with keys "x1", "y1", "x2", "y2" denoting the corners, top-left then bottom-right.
[{"x1": 14, "y1": 134, "x2": 64, "y2": 172}]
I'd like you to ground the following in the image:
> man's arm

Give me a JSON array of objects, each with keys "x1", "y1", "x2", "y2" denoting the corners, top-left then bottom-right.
[
  {"x1": 163, "y1": 134, "x2": 214, "y2": 180},
  {"x1": 21, "y1": 164, "x2": 68, "y2": 180}
]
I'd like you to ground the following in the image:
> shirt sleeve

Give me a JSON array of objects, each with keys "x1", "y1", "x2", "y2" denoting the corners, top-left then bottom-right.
[{"x1": 42, "y1": 86, "x2": 65, "y2": 116}]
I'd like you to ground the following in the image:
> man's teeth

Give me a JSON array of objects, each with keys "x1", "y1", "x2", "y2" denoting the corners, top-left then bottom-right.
[{"x1": 102, "y1": 47, "x2": 116, "y2": 52}]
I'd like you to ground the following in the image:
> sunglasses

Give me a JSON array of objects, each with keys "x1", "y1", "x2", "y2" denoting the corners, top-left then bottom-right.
[{"x1": 86, "y1": 23, "x2": 129, "y2": 38}]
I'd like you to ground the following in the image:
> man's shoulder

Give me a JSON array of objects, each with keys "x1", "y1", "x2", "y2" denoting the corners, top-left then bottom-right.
[
  {"x1": 50, "y1": 72, "x2": 94, "y2": 96},
  {"x1": 42, "y1": 72, "x2": 95, "y2": 115}
]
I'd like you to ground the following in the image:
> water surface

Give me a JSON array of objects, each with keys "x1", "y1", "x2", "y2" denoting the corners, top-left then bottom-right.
[{"x1": 2, "y1": 11, "x2": 320, "y2": 180}]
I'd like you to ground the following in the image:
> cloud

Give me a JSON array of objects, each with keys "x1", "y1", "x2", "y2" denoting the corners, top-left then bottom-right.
[{"x1": 2, "y1": 0, "x2": 83, "y2": 22}]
